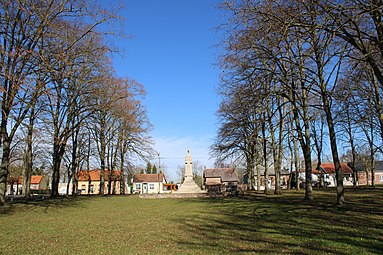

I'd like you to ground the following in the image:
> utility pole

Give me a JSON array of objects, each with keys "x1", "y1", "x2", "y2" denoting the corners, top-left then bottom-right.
[{"x1": 158, "y1": 152, "x2": 161, "y2": 193}]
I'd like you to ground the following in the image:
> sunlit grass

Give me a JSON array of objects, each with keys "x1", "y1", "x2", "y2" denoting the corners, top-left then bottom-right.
[{"x1": 1, "y1": 188, "x2": 382, "y2": 254}]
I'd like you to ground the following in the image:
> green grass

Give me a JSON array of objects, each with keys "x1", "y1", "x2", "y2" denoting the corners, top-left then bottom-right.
[{"x1": 1, "y1": 188, "x2": 382, "y2": 254}]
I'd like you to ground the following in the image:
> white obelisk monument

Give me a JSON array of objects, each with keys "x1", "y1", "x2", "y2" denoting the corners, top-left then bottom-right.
[
  {"x1": 184, "y1": 149, "x2": 193, "y2": 180},
  {"x1": 177, "y1": 149, "x2": 204, "y2": 193}
]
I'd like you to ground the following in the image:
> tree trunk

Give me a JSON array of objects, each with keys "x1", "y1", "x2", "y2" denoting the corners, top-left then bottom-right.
[
  {"x1": 120, "y1": 147, "x2": 126, "y2": 195},
  {"x1": 51, "y1": 141, "x2": 67, "y2": 198},
  {"x1": 293, "y1": 124, "x2": 300, "y2": 191},
  {"x1": 269, "y1": 116, "x2": 278, "y2": 194},
  {"x1": 0, "y1": 145, "x2": 10, "y2": 205},
  {"x1": 292, "y1": 92, "x2": 312, "y2": 200},
  {"x1": 324, "y1": 103, "x2": 344, "y2": 205},
  {"x1": 87, "y1": 133, "x2": 92, "y2": 194},
  {"x1": 256, "y1": 161, "x2": 261, "y2": 192},
  {"x1": 275, "y1": 101, "x2": 285, "y2": 195},
  {"x1": 246, "y1": 156, "x2": 254, "y2": 191},
  {"x1": 370, "y1": 143, "x2": 375, "y2": 187},
  {"x1": 370, "y1": 113, "x2": 375, "y2": 187},
  {"x1": 261, "y1": 117, "x2": 269, "y2": 194},
  {"x1": 250, "y1": 156, "x2": 256, "y2": 191},
  {"x1": 107, "y1": 145, "x2": 111, "y2": 195},
  {"x1": 23, "y1": 106, "x2": 35, "y2": 197},
  {"x1": 71, "y1": 171, "x2": 78, "y2": 196},
  {"x1": 345, "y1": 110, "x2": 358, "y2": 187},
  {"x1": 297, "y1": 116, "x2": 312, "y2": 200},
  {"x1": 99, "y1": 115, "x2": 106, "y2": 195},
  {"x1": 303, "y1": 145, "x2": 313, "y2": 201},
  {"x1": 0, "y1": 108, "x2": 11, "y2": 206},
  {"x1": 51, "y1": 154, "x2": 61, "y2": 197},
  {"x1": 66, "y1": 172, "x2": 72, "y2": 196}
]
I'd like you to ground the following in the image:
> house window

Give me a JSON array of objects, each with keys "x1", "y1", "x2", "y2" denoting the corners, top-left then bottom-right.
[
  {"x1": 380, "y1": 175, "x2": 383, "y2": 182},
  {"x1": 149, "y1": 184, "x2": 155, "y2": 190},
  {"x1": 136, "y1": 183, "x2": 141, "y2": 190},
  {"x1": 90, "y1": 185, "x2": 94, "y2": 193}
]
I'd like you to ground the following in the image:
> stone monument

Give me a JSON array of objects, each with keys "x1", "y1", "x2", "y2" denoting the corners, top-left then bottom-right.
[
  {"x1": 185, "y1": 148, "x2": 193, "y2": 178},
  {"x1": 177, "y1": 149, "x2": 204, "y2": 193}
]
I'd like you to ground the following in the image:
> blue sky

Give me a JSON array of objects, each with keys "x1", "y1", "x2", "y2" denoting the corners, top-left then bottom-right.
[{"x1": 108, "y1": 0, "x2": 225, "y2": 181}]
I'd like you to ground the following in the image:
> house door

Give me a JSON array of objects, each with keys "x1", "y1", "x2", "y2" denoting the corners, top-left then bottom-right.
[{"x1": 143, "y1": 183, "x2": 148, "y2": 194}]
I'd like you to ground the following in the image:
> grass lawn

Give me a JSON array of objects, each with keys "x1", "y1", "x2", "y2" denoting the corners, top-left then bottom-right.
[{"x1": 1, "y1": 188, "x2": 382, "y2": 254}]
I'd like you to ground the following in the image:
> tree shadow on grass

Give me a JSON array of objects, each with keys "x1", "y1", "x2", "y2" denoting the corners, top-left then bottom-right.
[
  {"x1": 174, "y1": 189, "x2": 383, "y2": 254},
  {"x1": 0, "y1": 196, "x2": 91, "y2": 216}
]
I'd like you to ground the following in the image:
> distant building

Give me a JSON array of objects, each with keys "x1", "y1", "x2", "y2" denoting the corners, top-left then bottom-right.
[
  {"x1": 204, "y1": 168, "x2": 238, "y2": 193},
  {"x1": 292, "y1": 161, "x2": 383, "y2": 187},
  {"x1": 133, "y1": 173, "x2": 167, "y2": 194},
  {"x1": 6, "y1": 175, "x2": 49, "y2": 195},
  {"x1": 353, "y1": 160, "x2": 383, "y2": 186},
  {"x1": 77, "y1": 170, "x2": 124, "y2": 195}
]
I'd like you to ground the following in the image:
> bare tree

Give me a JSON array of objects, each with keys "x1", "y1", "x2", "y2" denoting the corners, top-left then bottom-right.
[
  {"x1": 320, "y1": 0, "x2": 383, "y2": 147},
  {"x1": 0, "y1": 0, "x2": 83, "y2": 205}
]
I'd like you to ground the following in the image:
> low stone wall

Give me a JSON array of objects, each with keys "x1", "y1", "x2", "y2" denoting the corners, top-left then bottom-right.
[{"x1": 139, "y1": 192, "x2": 221, "y2": 199}]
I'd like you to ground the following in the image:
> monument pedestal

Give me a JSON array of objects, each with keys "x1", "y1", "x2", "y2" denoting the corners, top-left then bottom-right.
[{"x1": 177, "y1": 176, "x2": 204, "y2": 193}]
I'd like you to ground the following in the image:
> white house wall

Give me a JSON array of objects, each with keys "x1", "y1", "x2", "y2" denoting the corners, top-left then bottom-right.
[{"x1": 133, "y1": 181, "x2": 164, "y2": 194}]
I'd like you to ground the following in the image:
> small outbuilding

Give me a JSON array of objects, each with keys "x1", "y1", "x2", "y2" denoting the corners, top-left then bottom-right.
[
  {"x1": 133, "y1": 173, "x2": 167, "y2": 194},
  {"x1": 204, "y1": 168, "x2": 238, "y2": 193}
]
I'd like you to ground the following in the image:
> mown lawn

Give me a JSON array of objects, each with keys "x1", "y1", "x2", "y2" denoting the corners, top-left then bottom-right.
[{"x1": 0, "y1": 188, "x2": 382, "y2": 254}]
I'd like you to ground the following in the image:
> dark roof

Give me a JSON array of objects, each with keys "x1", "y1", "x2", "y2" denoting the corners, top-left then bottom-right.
[
  {"x1": 375, "y1": 161, "x2": 383, "y2": 171},
  {"x1": 133, "y1": 173, "x2": 166, "y2": 183},
  {"x1": 347, "y1": 162, "x2": 364, "y2": 172},
  {"x1": 204, "y1": 168, "x2": 238, "y2": 182},
  {"x1": 351, "y1": 161, "x2": 383, "y2": 172}
]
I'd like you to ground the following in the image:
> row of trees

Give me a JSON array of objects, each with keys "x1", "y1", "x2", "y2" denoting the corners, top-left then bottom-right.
[
  {"x1": 143, "y1": 162, "x2": 159, "y2": 174},
  {"x1": 212, "y1": 0, "x2": 383, "y2": 205},
  {"x1": 0, "y1": 0, "x2": 153, "y2": 206}
]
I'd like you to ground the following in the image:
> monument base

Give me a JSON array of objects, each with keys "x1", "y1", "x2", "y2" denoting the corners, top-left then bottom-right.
[{"x1": 177, "y1": 176, "x2": 205, "y2": 193}]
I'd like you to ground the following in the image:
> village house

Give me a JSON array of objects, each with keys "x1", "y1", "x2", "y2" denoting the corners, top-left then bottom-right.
[
  {"x1": 370, "y1": 161, "x2": 383, "y2": 185},
  {"x1": 204, "y1": 168, "x2": 238, "y2": 193},
  {"x1": 77, "y1": 169, "x2": 124, "y2": 195},
  {"x1": 6, "y1": 175, "x2": 49, "y2": 195},
  {"x1": 256, "y1": 173, "x2": 291, "y2": 190},
  {"x1": 133, "y1": 173, "x2": 167, "y2": 194},
  {"x1": 242, "y1": 165, "x2": 290, "y2": 191},
  {"x1": 317, "y1": 162, "x2": 354, "y2": 186},
  {"x1": 290, "y1": 163, "x2": 354, "y2": 188},
  {"x1": 353, "y1": 160, "x2": 383, "y2": 186},
  {"x1": 309, "y1": 161, "x2": 383, "y2": 187}
]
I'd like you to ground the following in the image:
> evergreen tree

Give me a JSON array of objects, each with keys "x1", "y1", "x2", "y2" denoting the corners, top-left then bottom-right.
[
  {"x1": 146, "y1": 162, "x2": 152, "y2": 174},
  {"x1": 152, "y1": 165, "x2": 157, "y2": 174}
]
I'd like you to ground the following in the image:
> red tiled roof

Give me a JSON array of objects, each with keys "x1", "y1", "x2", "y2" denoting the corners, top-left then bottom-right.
[
  {"x1": 78, "y1": 170, "x2": 121, "y2": 181},
  {"x1": 31, "y1": 176, "x2": 43, "y2": 184},
  {"x1": 133, "y1": 173, "x2": 165, "y2": 183},
  {"x1": 297, "y1": 163, "x2": 354, "y2": 174},
  {"x1": 296, "y1": 163, "x2": 354, "y2": 174},
  {"x1": 318, "y1": 163, "x2": 353, "y2": 174},
  {"x1": 8, "y1": 175, "x2": 44, "y2": 184}
]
